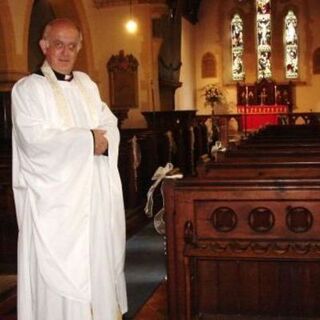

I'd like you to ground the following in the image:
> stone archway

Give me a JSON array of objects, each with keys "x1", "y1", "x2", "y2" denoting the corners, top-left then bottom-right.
[
  {"x1": 48, "y1": 0, "x2": 94, "y2": 75},
  {"x1": 27, "y1": 0, "x2": 94, "y2": 75},
  {"x1": 28, "y1": 0, "x2": 56, "y2": 73}
]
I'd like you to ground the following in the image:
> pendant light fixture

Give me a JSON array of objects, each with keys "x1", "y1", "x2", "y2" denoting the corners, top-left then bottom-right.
[{"x1": 126, "y1": 0, "x2": 138, "y2": 34}]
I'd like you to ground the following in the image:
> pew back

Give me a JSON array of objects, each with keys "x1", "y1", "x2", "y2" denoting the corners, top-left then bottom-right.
[
  {"x1": 164, "y1": 178, "x2": 320, "y2": 320},
  {"x1": 198, "y1": 161, "x2": 320, "y2": 179}
]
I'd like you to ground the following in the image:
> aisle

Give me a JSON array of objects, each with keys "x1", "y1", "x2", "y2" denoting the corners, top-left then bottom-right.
[
  {"x1": 133, "y1": 280, "x2": 167, "y2": 320},
  {"x1": 124, "y1": 222, "x2": 167, "y2": 319}
]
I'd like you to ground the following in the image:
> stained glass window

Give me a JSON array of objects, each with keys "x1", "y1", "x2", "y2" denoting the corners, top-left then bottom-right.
[
  {"x1": 256, "y1": 0, "x2": 272, "y2": 79},
  {"x1": 231, "y1": 14, "x2": 245, "y2": 80},
  {"x1": 284, "y1": 10, "x2": 298, "y2": 79},
  {"x1": 231, "y1": 1, "x2": 299, "y2": 81}
]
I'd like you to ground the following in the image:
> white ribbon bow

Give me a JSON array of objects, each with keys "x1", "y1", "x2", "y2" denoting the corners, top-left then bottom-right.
[{"x1": 144, "y1": 163, "x2": 183, "y2": 218}]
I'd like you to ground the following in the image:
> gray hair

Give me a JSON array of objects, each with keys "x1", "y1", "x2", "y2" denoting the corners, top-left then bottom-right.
[{"x1": 42, "y1": 18, "x2": 83, "y2": 43}]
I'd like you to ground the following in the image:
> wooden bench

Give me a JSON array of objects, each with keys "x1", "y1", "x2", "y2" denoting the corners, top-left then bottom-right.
[
  {"x1": 217, "y1": 125, "x2": 320, "y2": 164},
  {"x1": 197, "y1": 161, "x2": 320, "y2": 179},
  {"x1": 0, "y1": 157, "x2": 17, "y2": 267},
  {"x1": 0, "y1": 274, "x2": 16, "y2": 316},
  {"x1": 164, "y1": 124, "x2": 320, "y2": 319},
  {"x1": 247, "y1": 124, "x2": 320, "y2": 139},
  {"x1": 237, "y1": 143, "x2": 320, "y2": 151},
  {"x1": 164, "y1": 177, "x2": 320, "y2": 319},
  {"x1": 219, "y1": 149, "x2": 320, "y2": 163}
]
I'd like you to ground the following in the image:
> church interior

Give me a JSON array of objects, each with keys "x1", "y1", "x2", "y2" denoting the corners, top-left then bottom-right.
[{"x1": 2, "y1": 0, "x2": 320, "y2": 319}]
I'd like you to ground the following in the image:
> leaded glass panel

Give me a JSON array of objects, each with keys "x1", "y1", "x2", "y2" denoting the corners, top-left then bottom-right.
[
  {"x1": 256, "y1": 0, "x2": 272, "y2": 79},
  {"x1": 231, "y1": 14, "x2": 245, "y2": 80},
  {"x1": 285, "y1": 10, "x2": 298, "y2": 79}
]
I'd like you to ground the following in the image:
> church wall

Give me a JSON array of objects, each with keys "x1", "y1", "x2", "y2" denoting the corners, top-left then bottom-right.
[
  {"x1": 192, "y1": 0, "x2": 320, "y2": 114},
  {"x1": 0, "y1": 0, "x2": 32, "y2": 90},
  {"x1": 4, "y1": 0, "x2": 320, "y2": 123},
  {"x1": 175, "y1": 17, "x2": 196, "y2": 111},
  {"x1": 3, "y1": 0, "x2": 167, "y2": 128},
  {"x1": 5, "y1": 0, "x2": 32, "y2": 71},
  {"x1": 0, "y1": 2, "x2": 12, "y2": 73},
  {"x1": 303, "y1": 0, "x2": 320, "y2": 112},
  {"x1": 46, "y1": 0, "x2": 93, "y2": 77},
  {"x1": 75, "y1": 2, "x2": 168, "y2": 128},
  {"x1": 194, "y1": 0, "x2": 223, "y2": 115}
]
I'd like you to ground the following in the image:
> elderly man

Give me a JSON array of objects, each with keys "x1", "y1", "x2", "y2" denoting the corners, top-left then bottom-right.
[{"x1": 11, "y1": 18, "x2": 127, "y2": 320}]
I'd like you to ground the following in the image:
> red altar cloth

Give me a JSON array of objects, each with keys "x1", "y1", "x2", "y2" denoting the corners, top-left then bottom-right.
[{"x1": 237, "y1": 105, "x2": 288, "y2": 131}]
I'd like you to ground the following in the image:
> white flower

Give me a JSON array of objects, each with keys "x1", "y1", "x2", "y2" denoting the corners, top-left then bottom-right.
[{"x1": 202, "y1": 84, "x2": 225, "y2": 106}]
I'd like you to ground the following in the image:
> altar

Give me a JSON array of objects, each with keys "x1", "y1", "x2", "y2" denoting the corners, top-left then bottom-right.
[
  {"x1": 236, "y1": 79, "x2": 293, "y2": 131},
  {"x1": 237, "y1": 104, "x2": 288, "y2": 131}
]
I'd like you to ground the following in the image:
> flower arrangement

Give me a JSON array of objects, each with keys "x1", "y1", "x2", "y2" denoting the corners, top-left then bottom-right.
[{"x1": 202, "y1": 83, "x2": 225, "y2": 107}]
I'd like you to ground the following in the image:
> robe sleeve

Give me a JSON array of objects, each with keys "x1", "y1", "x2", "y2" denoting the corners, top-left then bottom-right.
[
  {"x1": 84, "y1": 77, "x2": 120, "y2": 164},
  {"x1": 87, "y1": 79, "x2": 127, "y2": 311}
]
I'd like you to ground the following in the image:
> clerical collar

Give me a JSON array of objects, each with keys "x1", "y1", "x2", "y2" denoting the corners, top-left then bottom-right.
[{"x1": 35, "y1": 68, "x2": 74, "y2": 81}]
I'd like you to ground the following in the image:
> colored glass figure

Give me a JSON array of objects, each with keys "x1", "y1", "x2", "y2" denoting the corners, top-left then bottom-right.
[
  {"x1": 231, "y1": 14, "x2": 245, "y2": 80},
  {"x1": 285, "y1": 10, "x2": 298, "y2": 79},
  {"x1": 256, "y1": 0, "x2": 272, "y2": 79}
]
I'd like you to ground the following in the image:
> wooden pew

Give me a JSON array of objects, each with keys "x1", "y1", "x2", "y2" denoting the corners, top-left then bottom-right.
[
  {"x1": 119, "y1": 129, "x2": 159, "y2": 234},
  {"x1": 0, "y1": 274, "x2": 17, "y2": 316},
  {"x1": 164, "y1": 177, "x2": 320, "y2": 320},
  {"x1": 248, "y1": 124, "x2": 320, "y2": 139},
  {"x1": 218, "y1": 146, "x2": 320, "y2": 161},
  {"x1": 217, "y1": 124, "x2": 320, "y2": 164},
  {"x1": 0, "y1": 157, "x2": 17, "y2": 267},
  {"x1": 164, "y1": 125, "x2": 320, "y2": 319},
  {"x1": 197, "y1": 161, "x2": 320, "y2": 179},
  {"x1": 237, "y1": 125, "x2": 320, "y2": 149},
  {"x1": 219, "y1": 149, "x2": 320, "y2": 163},
  {"x1": 237, "y1": 143, "x2": 320, "y2": 151}
]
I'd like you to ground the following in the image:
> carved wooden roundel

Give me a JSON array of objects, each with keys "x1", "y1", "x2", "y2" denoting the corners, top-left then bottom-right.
[
  {"x1": 286, "y1": 207, "x2": 313, "y2": 233},
  {"x1": 211, "y1": 207, "x2": 237, "y2": 232},
  {"x1": 248, "y1": 207, "x2": 274, "y2": 233}
]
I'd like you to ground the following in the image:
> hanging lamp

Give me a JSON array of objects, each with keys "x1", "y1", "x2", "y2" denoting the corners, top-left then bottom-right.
[{"x1": 125, "y1": 0, "x2": 137, "y2": 34}]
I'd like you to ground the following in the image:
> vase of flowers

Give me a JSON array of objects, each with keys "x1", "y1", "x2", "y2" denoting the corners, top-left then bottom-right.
[
  {"x1": 201, "y1": 84, "x2": 225, "y2": 148},
  {"x1": 202, "y1": 83, "x2": 225, "y2": 113}
]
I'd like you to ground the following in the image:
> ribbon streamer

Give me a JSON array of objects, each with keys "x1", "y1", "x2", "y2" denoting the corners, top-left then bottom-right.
[{"x1": 144, "y1": 163, "x2": 183, "y2": 218}]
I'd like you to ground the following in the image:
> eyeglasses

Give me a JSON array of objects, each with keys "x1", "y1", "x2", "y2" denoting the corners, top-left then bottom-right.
[{"x1": 47, "y1": 40, "x2": 80, "y2": 52}]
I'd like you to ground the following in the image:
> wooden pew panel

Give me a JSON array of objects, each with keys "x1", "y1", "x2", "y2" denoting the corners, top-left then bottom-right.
[{"x1": 164, "y1": 179, "x2": 320, "y2": 319}]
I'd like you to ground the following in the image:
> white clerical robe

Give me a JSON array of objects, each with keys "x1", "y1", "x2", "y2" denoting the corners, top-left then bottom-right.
[{"x1": 11, "y1": 71, "x2": 127, "y2": 320}]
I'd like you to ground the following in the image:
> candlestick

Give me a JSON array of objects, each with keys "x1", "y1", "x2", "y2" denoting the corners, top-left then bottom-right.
[{"x1": 245, "y1": 86, "x2": 249, "y2": 106}]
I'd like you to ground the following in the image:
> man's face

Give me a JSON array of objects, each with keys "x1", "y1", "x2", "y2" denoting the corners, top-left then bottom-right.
[{"x1": 40, "y1": 24, "x2": 81, "y2": 74}]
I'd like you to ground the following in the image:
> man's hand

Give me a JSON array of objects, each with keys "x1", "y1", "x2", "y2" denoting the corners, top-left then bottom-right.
[{"x1": 92, "y1": 129, "x2": 108, "y2": 155}]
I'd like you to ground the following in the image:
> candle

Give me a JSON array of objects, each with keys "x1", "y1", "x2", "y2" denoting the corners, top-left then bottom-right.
[{"x1": 274, "y1": 85, "x2": 277, "y2": 105}]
